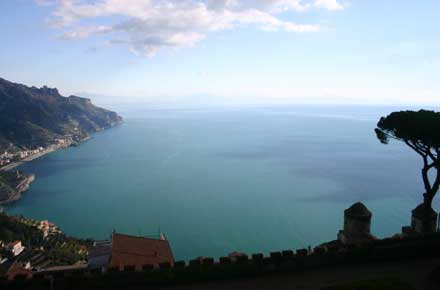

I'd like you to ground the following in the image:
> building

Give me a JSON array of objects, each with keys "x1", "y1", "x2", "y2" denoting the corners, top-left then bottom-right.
[
  {"x1": 7, "y1": 241, "x2": 24, "y2": 257},
  {"x1": 38, "y1": 220, "x2": 57, "y2": 238},
  {"x1": 337, "y1": 202, "x2": 376, "y2": 245},
  {"x1": 109, "y1": 232, "x2": 174, "y2": 271}
]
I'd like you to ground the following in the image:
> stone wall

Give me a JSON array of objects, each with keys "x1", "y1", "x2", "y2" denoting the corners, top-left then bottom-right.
[{"x1": 5, "y1": 233, "x2": 440, "y2": 290}]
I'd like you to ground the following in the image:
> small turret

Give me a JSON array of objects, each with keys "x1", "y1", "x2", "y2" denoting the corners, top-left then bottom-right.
[
  {"x1": 411, "y1": 203, "x2": 438, "y2": 233},
  {"x1": 337, "y1": 202, "x2": 375, "y2": 245}
]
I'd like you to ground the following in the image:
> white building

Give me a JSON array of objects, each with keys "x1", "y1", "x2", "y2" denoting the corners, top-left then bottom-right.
[{"x1": 7, "y1": 241, "x2": 24, "y2": 257}]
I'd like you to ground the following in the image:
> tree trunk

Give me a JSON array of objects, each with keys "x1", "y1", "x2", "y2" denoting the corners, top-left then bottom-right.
[
  {"x1": 422, "y1": 192, "x2": 436, "y2": 233},
  {"x1": 423, "y1": 192, "x2": 434, "y2": 209}
]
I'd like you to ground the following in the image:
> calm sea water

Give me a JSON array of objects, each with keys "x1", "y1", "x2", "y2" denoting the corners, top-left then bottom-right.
[{"x1": 6, "y1": 105, "x2": 439, "y2": 260}]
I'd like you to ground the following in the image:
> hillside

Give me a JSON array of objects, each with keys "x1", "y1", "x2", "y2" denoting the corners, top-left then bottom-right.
[
  {"x1": 0, "y1": 212, "x2": 91, "y2": 275},
  {"x1": 0, "y1": 77, "x2": 122, "y2": 150},
  {"x1": 0, "y1": 171, "x2": 21, "y2": 199},
  {"x1": 0, "y1": 170, "x2": 34, "y2": 203}
]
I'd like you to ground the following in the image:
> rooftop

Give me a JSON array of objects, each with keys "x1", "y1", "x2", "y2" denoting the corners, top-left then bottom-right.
[
  {"x1": 345, "y1": 202, "x2": 372, "y2": 218},
  {"x1": 110, "y1": 232, "x2": 174, "y2": 269},
  {"x1": 9, "y1": 240, "x2": 21, "y2": 247}
]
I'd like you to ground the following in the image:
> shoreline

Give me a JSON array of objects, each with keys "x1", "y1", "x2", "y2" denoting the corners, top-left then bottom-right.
[
  {"x1": 0, "y1": 146, "x2": 59, "y2": 171},
  {"x1": 0, "y1": 137, "x2": 88, "y2": 204},
  {"x1": 0, "y1": 135, "x2": 95, "y2": 172},
  {"x1": 0, "y1": 123, "x2": 122, "y2": 204},
  {"x1": 0, "y1": 173, "x2": 36, "y2": 205},
  {"x1": 0, "y1": 137, "x2": 89, "y2": 204}
]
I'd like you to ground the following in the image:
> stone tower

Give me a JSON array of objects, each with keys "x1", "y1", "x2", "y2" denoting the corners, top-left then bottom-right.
[
  {"x1": 338, "y1": 202, "x2": 375, "y2": 245},
  {"x1": 411, "y1": 203, "x2": 438, "y2": 233}
]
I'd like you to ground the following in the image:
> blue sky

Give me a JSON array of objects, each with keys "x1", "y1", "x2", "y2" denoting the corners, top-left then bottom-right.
[{"x1": 1, "y1": 0, "x2": 439, "y2": 105}]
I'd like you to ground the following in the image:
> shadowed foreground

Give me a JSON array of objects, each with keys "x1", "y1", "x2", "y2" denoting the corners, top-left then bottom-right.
[{"x1": 4, "y1": 233, "x2": 440, "y2": 290}]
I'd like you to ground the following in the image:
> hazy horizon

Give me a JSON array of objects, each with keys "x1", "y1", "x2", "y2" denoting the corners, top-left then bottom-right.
[{"x1": 1, "y1": 1, "x2": 440, "y2": 106}]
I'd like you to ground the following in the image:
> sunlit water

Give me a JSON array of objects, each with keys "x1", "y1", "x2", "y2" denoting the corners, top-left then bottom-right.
[{"x1": 6, "y1": 105, "x2": 439, "y2": 260}]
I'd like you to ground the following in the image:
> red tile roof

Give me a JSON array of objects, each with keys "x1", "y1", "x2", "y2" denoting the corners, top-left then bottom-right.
[
  {"x1": 110, "y1": 233, "x2": 174, "y2": 270},
  {"x1": 10, "y1": 240, "x2": 21, "y2": 247}
]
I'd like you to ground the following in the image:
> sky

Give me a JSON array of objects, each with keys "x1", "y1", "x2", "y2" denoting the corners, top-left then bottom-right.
[{"x1": 0, "y1": 0, "x2": 439, "y2": 106}]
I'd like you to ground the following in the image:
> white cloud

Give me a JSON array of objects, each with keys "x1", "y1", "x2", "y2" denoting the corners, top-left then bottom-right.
[
  {"x1": 313, "y1": 0, "x2": 343, "y2": 10},
  {"x1": 42, "y1": 0, "x2": 342, "y2": 57},
  {"x1": 60, "y1": 25, "x2": 112, "y2": 39}
]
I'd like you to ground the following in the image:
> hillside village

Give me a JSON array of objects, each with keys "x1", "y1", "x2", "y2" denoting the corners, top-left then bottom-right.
[
  {"x1": 0, "y1": 136, "x2": 80, "y2": 168},
  {"x1": 0, "y1": 211, "x2": 175, "y2": 280},
  {"x1": 0, "y1": 212, "x2": 90, "y2": 277}
]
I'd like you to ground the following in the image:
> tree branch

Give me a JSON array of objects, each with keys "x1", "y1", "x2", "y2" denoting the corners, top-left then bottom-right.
[
  {"x1": 381, "y1": 131, "x2": 404, "y2": 142},
  {"x1": 432, "y1": 170, "x2": 440, "y2": 196},
  {"x1": 405, "y1": 140, "x2": 427, "y2": 158},
  {"x1": 426, "y1": 147, "x2": 438, "y2": 163},
  {"x1": 427, "y1": 162, "x2": 437, "y2": 170}
]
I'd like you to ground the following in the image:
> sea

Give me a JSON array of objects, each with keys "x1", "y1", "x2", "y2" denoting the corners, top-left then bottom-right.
[{"x1": 5, "y1": 104, "x2": 440, "y2": 260}]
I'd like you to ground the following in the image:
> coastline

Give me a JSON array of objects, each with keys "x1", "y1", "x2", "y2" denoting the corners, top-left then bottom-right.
[
  {"x1": 0, "y1": 135, "x2": 95, "y2": 172},
  {"x1": 0, "y1": 137, "x2": 87, "y2": 205},
  {"x1": 0, "y1": 173, "x2": 35, "y2": 205},
  {"x1": 0, "y1": 122, "x2": 122, "y2": 205},
  {"x1": 0, "y1": 146, "x2": 58, "y2": 171},
  {"x1": 0, "y1": 136, "x2": 89, "y2": 205}
]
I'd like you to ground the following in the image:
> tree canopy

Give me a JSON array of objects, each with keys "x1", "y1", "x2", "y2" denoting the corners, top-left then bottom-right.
[
  {"x1": 375, "y1": 110, "x2": 440, "y2": 210},
  {"x1": 376, "y1": 110, "x2": 440, "y2": 148}
]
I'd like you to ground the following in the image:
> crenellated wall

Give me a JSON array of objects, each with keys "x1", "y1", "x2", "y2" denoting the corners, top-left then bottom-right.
[{"x1": 4, "y1": 233, "x2": 440, "y2": 290}]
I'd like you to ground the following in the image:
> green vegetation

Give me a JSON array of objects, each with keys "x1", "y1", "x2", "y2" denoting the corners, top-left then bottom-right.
[
  {"x1": 0, "y1": 171, "x2": 26, "y2": 201},
  {"x1": 0, "y1": 77, "x2": 122, "y2": 151},
  {"x1": 0, "y1": 212, "x2": 43, "y2": 247},
  {"x1": 43, "y1": 236, "x2": 90, "y2": 265},
  {"x1": 0, "y1": 212, "x2": 91, "y2": 266}
]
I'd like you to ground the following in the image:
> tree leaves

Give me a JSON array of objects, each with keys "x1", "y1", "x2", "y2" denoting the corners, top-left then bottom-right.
[{"x1": 376, "y1": 110, "x2": 440, "y2": 148}]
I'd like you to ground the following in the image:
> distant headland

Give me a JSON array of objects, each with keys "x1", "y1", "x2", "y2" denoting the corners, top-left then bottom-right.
[
  {"x1": 0, "y1": 77, "x2": 122, "y2": 154},
  {"x1": 0, "y1": 77, "x2": 123, "y2": 203}
]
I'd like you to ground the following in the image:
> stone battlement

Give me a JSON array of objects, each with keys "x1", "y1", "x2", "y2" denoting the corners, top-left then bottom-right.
[{"x1": 4, "y1": 233, "x2": 440, "y2": 289}]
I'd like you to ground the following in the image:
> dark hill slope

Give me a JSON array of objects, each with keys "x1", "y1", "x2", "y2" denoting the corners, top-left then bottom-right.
[{"x1": 0, "y1": 77, "x2": 122, "y2": 150}]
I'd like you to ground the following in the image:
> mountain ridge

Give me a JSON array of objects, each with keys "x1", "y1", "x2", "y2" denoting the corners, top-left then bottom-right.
[{"x1": 0, "y1": 77, "x2": 122, "y2": 150}]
